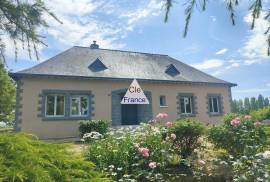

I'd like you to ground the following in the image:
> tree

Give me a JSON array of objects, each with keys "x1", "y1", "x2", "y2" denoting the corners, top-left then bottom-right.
[
  {"x1": 250, "y1": 97, "x2": 257, "y2": 110},
  {"x1": 257, "y1": 94, "x2": 264, "y2": 108},
  {"x1": 244, "y1": 97, "x2": 251, "y2": 113},
  {"x1": 231, "y1": 99, "x2": 239, "y2": 113},
  {"x1": 164, "y1": 0, "x2": 270, "y2": 56},
  {"x1": 264, "y1": 97, "x2": 270, "y2": 106},
  {"x1": 0, "y1": 0, "x2": 61, "y2": 62},
  {"x1": 0, "y1": 62, "x2": 16, "y2": 123}
]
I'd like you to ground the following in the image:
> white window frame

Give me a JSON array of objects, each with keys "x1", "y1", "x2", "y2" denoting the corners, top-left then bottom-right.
[
  {"x1": 70, "y1": 95, "x2": 89, "y2": 117},
  {"x1": 45, "y1": 95, "x2": 65, "y2": 117},
  {"x1": 181, "y1": 96, "x2": 193, "y2": 114},
  {"x1": 209, "y1": 97, "x2": 220, "y2": 114}
]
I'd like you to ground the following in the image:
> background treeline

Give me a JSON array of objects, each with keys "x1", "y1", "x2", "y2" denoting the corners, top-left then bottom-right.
[{"x1": 232, "y1": 94, "x2": 270, "y2": 114}]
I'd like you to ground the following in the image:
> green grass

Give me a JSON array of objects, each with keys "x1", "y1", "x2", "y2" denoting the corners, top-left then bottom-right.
[{"x1": 0, "y1": 132, "x2": 110, "y2": 182}]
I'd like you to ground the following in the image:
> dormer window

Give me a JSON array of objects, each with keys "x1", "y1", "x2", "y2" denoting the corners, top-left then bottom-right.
[
  {"x1": 165, "y1": 64, "x2": 180, "y2": 77},
  {"x1": 88, "y1": 58, "x2": 107, "y2": 72}
]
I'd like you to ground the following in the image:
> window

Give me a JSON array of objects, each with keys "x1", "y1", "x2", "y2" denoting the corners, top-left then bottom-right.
[
  {"x1": 70, "y1": 96, "x2": 89, "y2": 116},
  {"x1": 160, "y1": 96, "x2": 167, "y2": 107},
  {"x1": 209, "y1": 96, "x2": 220, "y2": 114},
  {"x1": 45, "y1": 95, "x2": 65, "y2": 117},
  {"x1": 180, "y1": 96, "x2": 193, "y2": 114}
]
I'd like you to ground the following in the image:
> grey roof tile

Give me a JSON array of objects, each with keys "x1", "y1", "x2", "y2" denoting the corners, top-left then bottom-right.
[{"x1": 12, "y1": 46, "x2": 236, "y2": 86}]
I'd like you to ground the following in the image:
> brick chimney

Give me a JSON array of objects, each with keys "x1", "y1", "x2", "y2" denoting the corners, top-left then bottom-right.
[{"x1": 90, "y1": 40, "x2": 99, "y2": 49}]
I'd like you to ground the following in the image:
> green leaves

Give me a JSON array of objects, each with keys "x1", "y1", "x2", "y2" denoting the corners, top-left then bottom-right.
[{"x1": 0, "y1": 0, "x2": 61, "y2": 61}]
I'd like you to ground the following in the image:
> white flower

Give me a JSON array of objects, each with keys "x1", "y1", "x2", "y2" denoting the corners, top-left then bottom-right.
[{"x1": 262, "y1": 151, "x2": 270, "y2": 158}]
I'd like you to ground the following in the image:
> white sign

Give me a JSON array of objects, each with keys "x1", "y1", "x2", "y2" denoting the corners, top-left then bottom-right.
[{"x1": 121, "y1": 79, "x2": 149, "y2": 104}]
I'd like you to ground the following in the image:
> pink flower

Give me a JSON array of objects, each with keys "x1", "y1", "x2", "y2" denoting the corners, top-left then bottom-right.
[
  {"x1": 166, "y1": 121, "x2": 173, "y2": 128},
  {"x1": 149, "y1": 162, "x2": 157, "y2": 169},
  {"x1": 231, "y1": 117, "x2": 241, "y2": 126},
  {"x1": 170, "y1": 133, "x2": 177, "y2": 140},
  {"x1": 138, "y1": 147, "x2": 150, "y2": 158},
  {"x1": 244, "y1": 115, "x2": 252, "y2": 120},
  {"x1": 254, "y1": 121, "x2": 261, "y2": 127},
  {"x1": 156, "y1": 113, "x2": 168, "y2": 119}
]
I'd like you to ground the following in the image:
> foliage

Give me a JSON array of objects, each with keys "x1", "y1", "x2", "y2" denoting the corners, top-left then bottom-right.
[
  {"x1": 0, "y1": 0, "x2": 61, "y2": 61},
  {"x1": 164, "y1": 0, "x2": 270, "y2": 56},
  {"x1": 0, "y1": 132, "x2": 109, "y2": 182},
  {"x1": 0, "y1": 63, "x2": 16, "y2": 124},
  {"x1": 79, "y1": 120, "x2": 110, "y2": 137},
  {"x1": 168, "y1": 118, "x2": 205, "y2": 158},
  {"x1": 208, "y1": 113, "x2": 267, "y2": 157},
  {"x1": 231, "y1": 151, "x2": 270, "y2": 181},
  {"x1": 232, "y1": 95, "x2": 270, "y2": 113},
  {"x1": 86, "y1": 124, "x2": 175, "y2": 181},
  {"x1": 250, "y1": 106, "x2": 270, "y2": 121}
]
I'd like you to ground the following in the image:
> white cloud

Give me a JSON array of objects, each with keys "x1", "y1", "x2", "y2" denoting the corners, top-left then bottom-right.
[
  {"x1": 4, "y1": 0, "x2": 164, "y2": 61},
  {"x1": 266, "y1": 83, "x2": 270, "y2": 87},
  {"x1": 225, "y1": 62, "x2": 240, "y2": 69},
  {"x1": 215, "y1": 48, "x2": 228, "y2": 55},
  {"x1": 191, "y1": 59, "x2": 224, "y2": 70},
  {"x1": 239, "y1": 12, "x2": 270, "y2": 59}
]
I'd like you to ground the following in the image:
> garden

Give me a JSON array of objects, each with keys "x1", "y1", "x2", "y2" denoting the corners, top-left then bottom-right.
[{"x1": 1, "y1": 106, "x2": 270, "y2": 181}]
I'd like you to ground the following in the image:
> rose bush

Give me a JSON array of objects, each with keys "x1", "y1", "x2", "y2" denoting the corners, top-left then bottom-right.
[{"x1": 208, "y1": 113, "x2": 267, "y2": 157}]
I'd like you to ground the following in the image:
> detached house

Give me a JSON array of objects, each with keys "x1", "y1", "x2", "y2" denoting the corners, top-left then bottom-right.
[{"x1": 10, "y1": 41, "x2": 236, "y2": 139}]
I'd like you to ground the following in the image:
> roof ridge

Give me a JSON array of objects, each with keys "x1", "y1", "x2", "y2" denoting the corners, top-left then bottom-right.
[{"x1": 74, "y1": 46, "x2": 168, "y2": 57}]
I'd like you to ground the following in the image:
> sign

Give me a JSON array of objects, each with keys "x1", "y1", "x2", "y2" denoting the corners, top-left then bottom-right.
[{"x1": 121, "y1": 79, "x2": 149, "y2": 104}]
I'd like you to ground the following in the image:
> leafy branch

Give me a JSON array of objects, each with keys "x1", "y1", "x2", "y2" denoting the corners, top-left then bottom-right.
[
  {"x1": 0, "y1": 0, "x2": 61, "y2": 63},
  {"x1": 164, "y1": 0, "x2": 270, "y2": 56}
]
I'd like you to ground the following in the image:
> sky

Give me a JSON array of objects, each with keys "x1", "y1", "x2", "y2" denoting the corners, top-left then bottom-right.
[{"x1": 4, "y1": 0, "x2": 270, "y2": 99}]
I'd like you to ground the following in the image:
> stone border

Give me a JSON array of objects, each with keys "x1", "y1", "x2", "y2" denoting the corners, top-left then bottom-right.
[
  {"x1": 37, "y1": 90, "x2": 94, "y2": 121},
  {"x1": 14, "y1": 80, "x2": 23, "y2": 131},
  {"x1": 176, "y1": 93, "x2": 197, "y2": 117},
  {"x1": 111, "y1": 89, "x2": 152, "y2": 126},
  {"x1": 206, "y1": 93, "x2": 224, "y2": 117}
]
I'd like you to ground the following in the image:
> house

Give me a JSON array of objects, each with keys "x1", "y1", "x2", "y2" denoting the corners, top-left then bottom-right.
[{"x1": 10, "y1": 41, "x2": 237, "y2": 139}]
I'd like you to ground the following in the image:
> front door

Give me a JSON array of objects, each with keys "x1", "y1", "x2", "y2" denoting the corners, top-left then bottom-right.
[{"x1": 120, "y1": 93, "x2": 138, "y2": 125}]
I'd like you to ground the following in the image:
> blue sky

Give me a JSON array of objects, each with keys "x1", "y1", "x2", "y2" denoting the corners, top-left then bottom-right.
[{"x1": 4, "y1": 0, "x2": 270, "y2": 99}]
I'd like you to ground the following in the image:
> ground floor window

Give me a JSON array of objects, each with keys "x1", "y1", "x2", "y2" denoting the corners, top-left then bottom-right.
[
  {"x1": 71, "y1": 96, "x2": 89, "y2": 116},
  {"x1": 160, "y1": 95, "x2": 167, "y2": 107},
  {"x1": 180, "y1": 96, "x2": 193, "y2": 114},
  {"x1": 45, "y1": 95, "x2": 65, "y2": 117},
  {"x1": 209, "y1": 96, "x2": 220, "y2": 114}
]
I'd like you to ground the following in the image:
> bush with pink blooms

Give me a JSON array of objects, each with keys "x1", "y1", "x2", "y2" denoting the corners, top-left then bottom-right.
[{"x1": 208, "y1": 113, "x2": 267, "y2": 157}]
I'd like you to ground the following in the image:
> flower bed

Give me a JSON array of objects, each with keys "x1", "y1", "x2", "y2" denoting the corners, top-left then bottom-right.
[{"x1": 83, "y1": 112, "x2": 270, "y2": 181}]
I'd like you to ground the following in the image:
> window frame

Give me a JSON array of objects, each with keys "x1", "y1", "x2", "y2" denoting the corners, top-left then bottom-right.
[
  {"x1": 41, "y1": 90, "x2": 92, "y2": 121},
  {"x1": 207, "y1": 94, "x2": 223, "y2": 116},
  {"x1": 209, "y1": 96, "x2": 220, "y2": 114},
  {"x1": 180, "y1": 96, "x2": 193, "y2": 114},
  {"x1": 70, "y1": 95, "x2": 89, "y2": 117},
  {"x1": 45, "y1": 94, "x2": 65, "y2": 117},
  {"x1": 159, "y1": 95, "x2": 167, "y2": 107}
]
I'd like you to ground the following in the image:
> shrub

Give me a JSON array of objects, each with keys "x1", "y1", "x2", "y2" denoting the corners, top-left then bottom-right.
[
  {"x1": 250, "y1": 106, "x2": 270, "y2": 121},
  {"x1": 0, "y1": 132, "x2": 109, "y2": 182},
  {"x1": 86, "y1": 125, "x2": 174, "y2": 181},
  {"x1": 208, "y1": 114, "x2": 267, "y2": 157},
  {"x1": 79, "y1": 120, "x2": 110, "y2": 136},
  {"x1": 168, "y1": 118, "x2": 205, "y2": 158}
]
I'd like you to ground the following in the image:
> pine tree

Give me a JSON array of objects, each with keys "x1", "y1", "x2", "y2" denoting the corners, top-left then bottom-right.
[
  {"x1": 244, "y1": 97, "x2": 251, "y2": 113},
  {"x1": 238, "y1": 99, "x2": 244, "y2": 113},
  {"x1": 250, "y1": 97, "x2": 257, "y2": 110},
  {"x1": 264, "y1": 97, "x2": 270, "y2": 106},
  {"x1": 0, "y1": 0, "x2": 61, "y2": 62},
  {"x1": 0, "y1": 62, "x2": 16, "y2": 123},
  {"x1": 258, "y1": 94, "x2": 264, "y2": 108},
  {"x1": 231, "y1": 99, "x2": 238, "y2": 113}
]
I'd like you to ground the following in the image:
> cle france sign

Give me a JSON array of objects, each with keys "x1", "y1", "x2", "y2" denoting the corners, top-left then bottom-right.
[{"x1": 121, "y1": 79, "x2": 149, "y2": 104}]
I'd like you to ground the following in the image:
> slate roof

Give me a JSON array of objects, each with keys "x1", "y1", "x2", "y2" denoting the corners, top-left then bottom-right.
[{"x1": 10, "y1": 46, "x2": 236, "y2": 86}]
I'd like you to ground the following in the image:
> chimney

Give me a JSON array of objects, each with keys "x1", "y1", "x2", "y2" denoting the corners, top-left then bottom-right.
[{"x1": 90, "y1": 40, "x2": 99, "y2": 49}]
